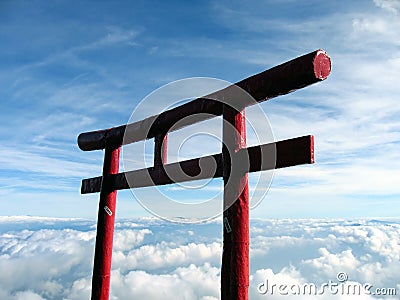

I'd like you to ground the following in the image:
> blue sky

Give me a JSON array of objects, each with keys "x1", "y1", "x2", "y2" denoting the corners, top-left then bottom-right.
[{"x1": 0, "y1": 0, "x2": 399, "y2": 219}]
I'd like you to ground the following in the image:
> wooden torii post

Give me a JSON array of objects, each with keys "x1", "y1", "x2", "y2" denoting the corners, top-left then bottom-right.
[{"x1": 78, "y1": 49, "x2": 331, "y2": 300}]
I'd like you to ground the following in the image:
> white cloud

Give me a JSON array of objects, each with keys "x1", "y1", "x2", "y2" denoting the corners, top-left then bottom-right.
[
  {"x1": 98, "y1": 26, "x2": 140, "y2": 47},
  {"x1": 1, "y1": 217, "x2": 400, "y2": 299},
  {"x1": 0, "y1": 146, "x2": 99, "y2": 178},
  {"x1": 109, "y1": 264, "x2": 220, "y2": 300},
  {"x1": 113, "y1": 228, "x2": 152, "y2": 252},
  {"x1": 112, "y1": 241, "x2": 221, "y2": 272},
  {"x1": 13, "y1": 291, "x2": 45, "y2": 300},
  {"x1": 373, "y1": 0, "x2": 400, "y2": 14}
]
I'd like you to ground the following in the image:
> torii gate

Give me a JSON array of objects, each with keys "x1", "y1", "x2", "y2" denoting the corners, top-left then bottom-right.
[{"x1": 78, "y1": 49, "x2": 331, "y2": 300}]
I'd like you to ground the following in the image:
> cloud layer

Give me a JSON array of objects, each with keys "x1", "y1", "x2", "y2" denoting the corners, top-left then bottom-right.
[{"x1": 0, "y1": 217, "x2": 399, "y2": 299}]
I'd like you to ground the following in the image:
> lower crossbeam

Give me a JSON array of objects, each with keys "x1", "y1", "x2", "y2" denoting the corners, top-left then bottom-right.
[{"x1": 81, "y1": 135, "x2": 314, "y2": 194}]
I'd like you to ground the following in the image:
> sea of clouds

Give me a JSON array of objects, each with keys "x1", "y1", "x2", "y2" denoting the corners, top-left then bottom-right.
[{"x1": 0, "y1": 216, "x2": 399, "y2": 299}]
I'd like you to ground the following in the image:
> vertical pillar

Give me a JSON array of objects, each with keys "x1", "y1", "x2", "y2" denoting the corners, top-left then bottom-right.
[
  {"x1": 154, "y1": 133, "x2": 168, "y2": 166},
  {"x1": 91, "y1": 144, "x2": 120, "y2": 300},
  {"x1": 221, "y1": 105, "x2": 249, "y2": 300}
]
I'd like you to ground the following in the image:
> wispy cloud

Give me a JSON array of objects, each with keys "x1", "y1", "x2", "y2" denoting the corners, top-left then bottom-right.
[
  {"x1": 0, "y1": 0, "x2": 399, "y2": 218},
  {"x1": 0, "y1": 146, "x2": 98, "y2": 178},
  {"x1": 12, "y1": 25, "x2": 141, "y2": 73},
  {"x1": 373, "y1": 0, "x2": 400, "y2": 14}
]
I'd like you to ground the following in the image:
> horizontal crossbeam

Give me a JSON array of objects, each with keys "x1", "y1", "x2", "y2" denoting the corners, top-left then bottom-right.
[
  {"x1": 78, "y1": 50, "x2": 330, "y2": 151},
  {"x1": 81, "y1": 135, "x2": 314, "y2": 194}
]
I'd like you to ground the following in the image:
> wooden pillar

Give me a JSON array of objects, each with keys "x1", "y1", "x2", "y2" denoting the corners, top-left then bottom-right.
[
  {"x1": 221, "y1": 105, "x2": 249, "y2": 300},
  {"x1": 91, "y1": 144, "x2": 120, "y2": 300},
  {"x1": 154, "y1": 133, "x2": 168, "y2": 166}
]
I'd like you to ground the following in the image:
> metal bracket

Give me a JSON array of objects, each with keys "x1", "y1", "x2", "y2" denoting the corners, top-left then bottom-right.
[{"x1": 104, "y1": 206, "x2": 112, "y2": 216}]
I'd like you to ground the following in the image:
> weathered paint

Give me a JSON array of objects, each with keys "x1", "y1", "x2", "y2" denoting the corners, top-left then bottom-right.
[
  {"x1": 221, "y1": 106, "x2": 249, "y2": 299},
  {"x1": 81, "y1": 135, "x2": 314, "y2": 194},
  {"x1": 154, "y1": 134, "x2": 168, "y2": 166},
  {"x1": 78, "y1": 50, "x2": 331, "y2": 300},
  {"x1": 91, "y1": 144, "x2": 120, "y2": 300},
  {"x1": 78, "y1": 50, "x2": 330, "y2": 151}
]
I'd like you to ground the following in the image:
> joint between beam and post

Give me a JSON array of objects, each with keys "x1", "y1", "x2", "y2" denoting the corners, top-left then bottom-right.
[{"x1": 154, "y1": 133, "x2": 168, "y2": 167}]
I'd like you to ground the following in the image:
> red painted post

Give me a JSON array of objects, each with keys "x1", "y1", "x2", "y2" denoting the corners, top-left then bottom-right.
[
  {"x1": 221, "y1": 105, "x2": 249, "y2": 300},
  {"x1": 91, "y1": 144, "x2": 120, "y2": 300}
]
